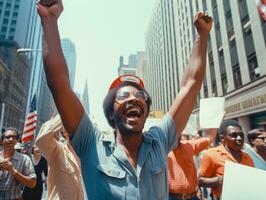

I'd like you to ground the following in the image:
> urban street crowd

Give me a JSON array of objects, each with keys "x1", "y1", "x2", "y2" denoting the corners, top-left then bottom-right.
[{"x1": 0, "y1": 0, "x2": 265, "y2": 200}]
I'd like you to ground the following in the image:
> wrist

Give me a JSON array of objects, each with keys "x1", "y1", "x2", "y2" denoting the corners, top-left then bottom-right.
[
  {"x1": 197, "y1": 32, "x2": 209, "y2": 40},
  {"x1": 11, "y1": 168, "x2": 18, "y2": 176},
  {"x1": 41, "y1": 16, "x2": 58, "y2": 26},
  {"x1": 217, "y1": 176, "x2": 223, "y2": 186}
]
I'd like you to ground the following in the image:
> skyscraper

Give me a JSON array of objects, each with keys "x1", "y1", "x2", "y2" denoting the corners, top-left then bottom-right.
[
  {"x1": 0, "y1": 0, "x2": 42, "y2": 131},
  {"x1": 82, "y1": 81, "x2": 90, "y2": 116},
  {"x1": 145, "y1": 0, "x2": 266, "y2": 131},
  {"x1": 61, "y1": 38, "x2": 76, "y2": 89},
  {"x1": 117, "y1": 52, "x2": 145, "y2": 76},
  {"x1": 0, "y1": 0, "x2": 43, "y2": 95}
]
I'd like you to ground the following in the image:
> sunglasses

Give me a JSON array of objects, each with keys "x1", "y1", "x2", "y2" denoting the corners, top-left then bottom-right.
[
  {"x1": 3, "y1": 135, "x2": 18, "y2": 140},
  {"x1": 228, "y1": 132, "x2": 244, "y2": 139},
  {"x1": 256, "y1": 136, "x2": 266, "y2": 141},
  {"x1": 115, "y1": 90, "x2": 148, "y2": 103}
]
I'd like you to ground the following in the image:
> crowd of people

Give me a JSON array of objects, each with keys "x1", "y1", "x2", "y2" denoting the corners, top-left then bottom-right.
[{"x1": 0, "y1": 0, "x2": 265, "y2": 199}]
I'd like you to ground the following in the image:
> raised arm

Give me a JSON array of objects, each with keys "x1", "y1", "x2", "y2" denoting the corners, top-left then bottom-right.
[
  {"x1": 169, "y1": 12, "x2": 213, "y2": 137},
  {"x1": 37, "y1": 0, "x2": 84, "y2": 136}
]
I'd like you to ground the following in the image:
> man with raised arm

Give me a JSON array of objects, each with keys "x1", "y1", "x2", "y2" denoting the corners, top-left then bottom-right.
[{"x1": 37, "y1": 0, "x2": 212, "y2": 199}]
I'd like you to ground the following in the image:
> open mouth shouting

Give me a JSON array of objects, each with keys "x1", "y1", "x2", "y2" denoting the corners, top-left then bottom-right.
[
  {"x1": 125, "y1": 106, "x2": 143, "y2": 124},
  {"x1": 114, "y1": 100, "x2": 147, "y2": 134}
]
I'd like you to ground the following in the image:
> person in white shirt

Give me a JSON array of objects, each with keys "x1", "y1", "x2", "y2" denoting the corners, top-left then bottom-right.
[{"x1": 36, "y1": 115, "x2": 84, "y2": 200}]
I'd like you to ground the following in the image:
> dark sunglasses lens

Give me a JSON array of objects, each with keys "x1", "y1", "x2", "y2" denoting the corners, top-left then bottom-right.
[{"x1": 5, "y1": 135, "x2": 17, "y2": 139}]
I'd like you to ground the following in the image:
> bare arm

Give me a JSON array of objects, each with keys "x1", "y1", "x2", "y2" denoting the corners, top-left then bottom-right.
[
  {"x1": 198, "y1": 175, "x2": 223, "y2": 188},
  {"x1": 11, "y1": 169, "x2": 36, "y2": 188},
  {"x1": 169, "y1": 12, "x2": 213, "y2": 137},
  {"x1": 37, "y1": 0, "x2": 84, "y2": 136}
]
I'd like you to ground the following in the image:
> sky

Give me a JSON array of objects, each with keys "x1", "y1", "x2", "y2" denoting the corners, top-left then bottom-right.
[{"x1": 58, "y1": 0, "x2": 156, "y2": 130}]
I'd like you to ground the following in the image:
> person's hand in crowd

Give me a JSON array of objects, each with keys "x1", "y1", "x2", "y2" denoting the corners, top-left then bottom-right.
[{"x1": 0, "y1": 159, "x2": 17, "y2": 175}]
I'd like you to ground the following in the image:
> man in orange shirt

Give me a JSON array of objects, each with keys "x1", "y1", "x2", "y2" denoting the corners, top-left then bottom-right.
[
  {"x1": 168, "y1": 129, "x2": 217, "y2": 200},
  {"x1": 198, "y1": 120, "x2": 254, "y2": 200}
]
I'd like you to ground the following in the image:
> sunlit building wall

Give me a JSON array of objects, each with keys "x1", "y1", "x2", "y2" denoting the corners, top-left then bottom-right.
[{"x1": 145, "y1": 0, "x2": 266, "y2": 131}]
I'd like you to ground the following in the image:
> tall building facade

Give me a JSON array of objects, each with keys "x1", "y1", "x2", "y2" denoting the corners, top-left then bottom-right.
[
  {"x1": 118, "y1": 52, "x2": 146, "y2": 78},
  {"x1": 82, "y1": 81, "x2": 90, "y2": 116},
  {"x1": 146, "y1": 0, "x2": 180, "y2": 113},
  {"x1": 145, "y1": 0, "x2": 266, "y2": 132},
  {"x1": 118, "y1": 55, "x2": 137, "y2": 76},
  {"x1": 0, "y1": 0, "x2": 43, "y2": 97},
  {"x1": 0, "y1": 40, "x2": 30, "y2": 131},
  {"x1": 61, "y1": 38, "x2": 76, "y2": 89},
  {"x1": 0, "y1": 0, "x2": 42, "y2": 132}
]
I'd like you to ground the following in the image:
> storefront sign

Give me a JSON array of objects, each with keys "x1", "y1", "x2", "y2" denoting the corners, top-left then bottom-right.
[{"x1": 225, "y1": 93, "x2": 266, "y2": 114}]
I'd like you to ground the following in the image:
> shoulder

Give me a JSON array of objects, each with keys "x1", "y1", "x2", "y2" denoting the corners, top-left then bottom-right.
[
  {"x1": 13, "y1": 152, "x2": 33, "y2": 167},
  {"x1": 241, "y1": 150, "x2": 255, "y2": 166},
  {"x1": 14, "y1": 151, "x2": 30, "y2": 161},
  {"x1": 203, "y1": 146, "x2": 220, "y2": 159}
]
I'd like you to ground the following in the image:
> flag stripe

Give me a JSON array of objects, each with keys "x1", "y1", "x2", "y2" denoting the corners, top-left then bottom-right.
[
  {"x1": 23, "y1": 126, "x2": 36, "y2": 135},
  {"x1": 22, "y1": 135, "x2": 34, "y2": 143},
  {"x1": 22, "y1": 131, "x2": 35, "y2": 139},
  {"x1": 24, "y1": 118, "x2": 37, "y2": 128},
  {"x1": 22, "y1": 95, "x2": 37, "y2": 144}
]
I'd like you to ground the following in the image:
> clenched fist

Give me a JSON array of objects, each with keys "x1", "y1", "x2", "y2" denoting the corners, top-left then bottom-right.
[
  {"x1": 37, "y1": 0, "x2": 63, "y2": 19},
  {"x1": 194, "y1": 11, "x2": 213, "y2": 35}
]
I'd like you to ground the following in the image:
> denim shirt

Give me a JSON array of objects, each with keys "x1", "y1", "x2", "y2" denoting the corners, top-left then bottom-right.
[
  {"x1": 71, "y1": 113, "x2": 178, "y2": 200},
  {"x1": 243, "y1": 143, "x2": 266, "y2": 170}
]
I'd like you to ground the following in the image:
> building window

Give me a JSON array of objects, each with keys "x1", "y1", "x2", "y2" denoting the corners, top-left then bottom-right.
[
  {"x1": 202, "y1": 0, "x2": 207, "y2": 11},
  {"x1": 203, "y1": 77, "x2": 208, "y2": 98},
  {"x1": 233, "y1": 65, "x2": 242, "y2": 89},
  {"x1": 211, "y1": 81, "x2": 217, "y2": 97},
  {"x1": 3, "y1": 18, "x2": 8, "y2": 25},
  {"x1": 1, "y1": 27, "x2": 7, "y2": 33},
  {"x1": 209, "y1": 61, "x2": 216, "y2": 82},
  {"x1": 4, "y1": 10, "x2": 10, "y2": 17},
  {"x1": 238, "y1": 0, "x2": 249, "y2": 24},
  {"x1": 223, "y1": 0, "x2": 234, "y2": 39},
  {"x1": 204, "y1": 86, "x2": 208, "y2": 98},
  {"x1": 219, "y1": 50, "x2": 226, "y2": 74},
  {"x1": 221, "y1": 74, "x2": 228, "y2": 94},
  {"x1": 248, "y1": 54, "x2": 260, "y2": 81}
]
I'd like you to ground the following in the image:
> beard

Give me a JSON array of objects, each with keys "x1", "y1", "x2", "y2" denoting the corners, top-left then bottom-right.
[{"x1": 113, "y1": 111, "x2": 144, "y2": 135}]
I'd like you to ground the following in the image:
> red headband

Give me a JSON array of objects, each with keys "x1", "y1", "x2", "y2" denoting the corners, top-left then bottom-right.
[{"x1": 108, "y1": 74, "x2": 144, "y2": 91}]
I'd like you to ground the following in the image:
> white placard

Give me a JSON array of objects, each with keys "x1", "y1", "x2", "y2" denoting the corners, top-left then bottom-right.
[
  {"x1": 183, "y1": 114, "x2": 198, "y2": 135},
  {"x1": 222, "y1": 161, "x2": 266, "y2": 200},
  {"x1": 199, "y1": 97, "x2": 225, "y2": 129}
]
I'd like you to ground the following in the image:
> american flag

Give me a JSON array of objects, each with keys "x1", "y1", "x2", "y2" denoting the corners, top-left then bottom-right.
[{"x1": 22, "y1": 95, "x2": 37, "y2": 144}]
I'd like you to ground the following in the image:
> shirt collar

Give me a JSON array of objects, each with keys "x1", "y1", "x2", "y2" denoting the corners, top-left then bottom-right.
[
  {"x1": 217, "y1": 144, "x2": 249, "y2": 161},
  {"x1": 101, "y1": 131, "x2": 153, "y2": 144}
]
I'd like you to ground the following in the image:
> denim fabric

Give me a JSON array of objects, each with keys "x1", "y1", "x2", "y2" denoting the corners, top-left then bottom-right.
[
  {"x1": 71, "y1": 113, "x2": 178, "y2": 200},
  {"x1": 168, "y1": 194, "x2": 200, "y2": 200},
  {"x1": 243, "y1": 143, "x2": 266, "y2": 170}
]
